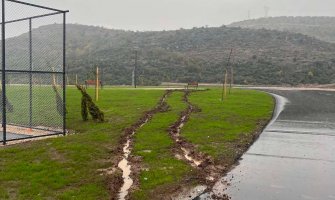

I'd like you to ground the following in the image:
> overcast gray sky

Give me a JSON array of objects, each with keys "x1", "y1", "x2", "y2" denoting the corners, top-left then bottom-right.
[{"x1": 30, "y1": 0, "x2": 335, "y2": 31}]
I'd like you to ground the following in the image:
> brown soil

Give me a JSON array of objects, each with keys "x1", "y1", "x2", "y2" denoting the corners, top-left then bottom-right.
[
  {"x1": 106, "y1": 90, "x2": 172, "y2": 200},
  {"x1": 166, "y1": 90, "x2": 228, "y2": 198}
]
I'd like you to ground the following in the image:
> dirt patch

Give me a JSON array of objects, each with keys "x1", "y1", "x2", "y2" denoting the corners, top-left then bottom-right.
[
  {"x1": 187, "y1": 95, "x2": 276, "y2": 200},
  {"x1": 49, "y1": 147, "x2": 66, "y2": 163},
  {"x1": 167, "y1": 90, "x2": 228, "y2": 198},
  {"x1": 106, "y1": 168, "x2": 124, "y2": 200},
  {"x1": 168, "y1": 90, "x2": 274, "y2": 200},
  {"x1": 105, "y1": 90, "x2": 172, "y2": 200}
]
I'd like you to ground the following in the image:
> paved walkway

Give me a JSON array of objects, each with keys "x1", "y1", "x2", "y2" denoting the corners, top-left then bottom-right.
[
  {"x1": 198, "y1": 89, "x2": 335, "y2": 200},
  {"x1": 221, "y1": 90, "x2": 335, "y2": 200}
]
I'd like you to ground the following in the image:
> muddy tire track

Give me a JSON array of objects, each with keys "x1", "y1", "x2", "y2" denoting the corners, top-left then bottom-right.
[
  {"x1": 106, "y1": 90, "x2": 172, "y2": 200},
  {"x1": 203, "y1": 96, "x2": 277, "y2": 200},
  {"x1": 168, "y1": 90, "x2": 229, "y2": 198}
]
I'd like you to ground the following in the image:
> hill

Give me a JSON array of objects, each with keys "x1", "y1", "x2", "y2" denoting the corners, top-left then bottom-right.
[
  {"x1": 229, "y1": 16, "x2": 335, "y2": 43},
  {"x1": 5, "y1": 24, "x2": 335, "y2": 85}
]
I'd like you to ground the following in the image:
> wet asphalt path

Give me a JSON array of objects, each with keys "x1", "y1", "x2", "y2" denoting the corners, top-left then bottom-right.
[{"x1": 201, "y1": 89, "x2": 335, "y2": 200}]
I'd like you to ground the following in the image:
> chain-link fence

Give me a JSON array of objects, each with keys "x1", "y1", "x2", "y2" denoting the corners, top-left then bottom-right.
[{"x1": 0, "y1": 0, "x2": 68, "y2": 144}]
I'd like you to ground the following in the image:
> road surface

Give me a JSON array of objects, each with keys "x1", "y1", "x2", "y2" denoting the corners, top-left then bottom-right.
[{"x1": 199, "y1": 89, "x2": 335, "y2": 200}]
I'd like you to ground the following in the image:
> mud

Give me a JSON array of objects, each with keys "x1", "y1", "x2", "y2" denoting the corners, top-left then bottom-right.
[
  {"x1": 118, "y1": 139, "x2": 133, "y2": 200},
  {"x1": 168, "y1": 90, "x2": 231, "y2": 199},
  {"x1": 105, "y1": 90, "x2": 171, "y2": 200},
  {"x1": 180, "y1": 91, "x2": 279, "y2": 200}
]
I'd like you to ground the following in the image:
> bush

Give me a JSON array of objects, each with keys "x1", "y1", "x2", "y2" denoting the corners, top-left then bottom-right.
[{"x1": 76, "y1": 85, "x2": 104, "y2": 122}]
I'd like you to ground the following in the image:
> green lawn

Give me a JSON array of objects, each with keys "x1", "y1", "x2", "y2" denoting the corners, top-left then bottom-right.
[
  {"x1": 131, "y1": 91, "x2": 195, "y2": 200},
  {"x1": 0, "y1": 87, "x2": 163, "y2": 200},
  {"x1": 6, "y1": 85, "x2": 63, "y2": 128},
  {"x1": 0, "y1": 87, "x2": 274, "y2": 200},
  {"x1": 182, "y1": 88, "x2": 274, "y2": 164}
]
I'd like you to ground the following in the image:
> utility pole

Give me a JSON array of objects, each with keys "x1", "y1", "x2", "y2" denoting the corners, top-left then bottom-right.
[
  {"x1": 222, "y1": 48, "x2": 233, "y2": 101},
  {"x1": 100, "y1": 68, "x2": 104, "y2": 89},
  {"x1": 134, "y1": 50, "x2": 138, "y2": 88},
  {"x1": 229, "y1": 51, "x2": 236, "y2": 94},
  {"x1": 229, "y1": 68, "x2": 233, "y2": 94}
]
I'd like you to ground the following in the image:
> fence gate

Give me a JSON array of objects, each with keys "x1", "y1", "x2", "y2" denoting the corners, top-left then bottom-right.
[{"x1": 1, "y1": 0, "x2": 68, "y2": 144}]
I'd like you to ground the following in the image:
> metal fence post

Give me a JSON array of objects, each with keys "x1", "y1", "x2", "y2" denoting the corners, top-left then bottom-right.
[
  {"x1": 0, "y1": 1, "x2": 68, "y2": 143},
  {"x1": 29, "y1": 18, "x2": 33, "y2": 128},
  {"x1": 134, "y1": 50, "x2": 137, "y2": 88},
  {"x1": 62, "y1": 12, "x2": 66, "y2": 136},
  {"x1": 2, "y1": 0, "x2": 6, "y2": 145}
]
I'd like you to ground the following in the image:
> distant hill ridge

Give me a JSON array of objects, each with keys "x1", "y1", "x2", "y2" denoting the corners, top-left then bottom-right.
[
  {"x1": 229, "y1": 16, "x2": 335, "y2": 43},
  {"x1": 6, "y1": 23, "x2": 335, "y2": 85}
]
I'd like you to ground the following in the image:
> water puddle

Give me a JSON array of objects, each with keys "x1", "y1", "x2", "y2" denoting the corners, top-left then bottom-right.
[
  {"x1": 118, "y1": 123, "x2": 151, "y2": 200},
  {"x1": 117, "y1": 92, "x2": 169, "y2": 200},
  {"x1": 118, "y1": 135, "x2": 134, "y2": 200},
  {"x1": 172, "y1": 106, "x2": 203, "y2": 167},
  {"x1": 181, "y1": 147, "x2": 202, "y2": 167}
]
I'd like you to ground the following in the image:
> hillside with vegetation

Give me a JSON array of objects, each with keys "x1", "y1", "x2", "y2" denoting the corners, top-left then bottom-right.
[
  {"x1": 229, "y1": 16, "x2": 335, "y2": 43},
  {"x1": 6, "y1": 23, "x2": 335, "y2": 85}
]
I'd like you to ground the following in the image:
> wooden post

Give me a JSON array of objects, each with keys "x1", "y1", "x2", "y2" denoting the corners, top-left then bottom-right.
[
  {"x1": 75, "y1": 74, "x2": 78, "y2": 85},
  {"x1": 52, "y1": 67, "x2": 56, "y2": 86},
  {"x1": 221, "y1": 48, "x2": 233, "y2": 101},
  {"x1": 229, "y1": 50, "x2": 235, "y2": 95},
  {"x1": 221, "y1": 69, "x2": 228, "y2": 101},
  {"x1": 96, "y1": 67, "x2": 99, "y2": 102}
]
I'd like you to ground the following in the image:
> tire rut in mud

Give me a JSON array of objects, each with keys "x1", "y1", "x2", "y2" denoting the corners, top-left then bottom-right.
[
  {"x1": 168, "y1": 90, "x2": 229, "y2": 198},
  {"x1": 106, "y1": 90, "x2": 172, "y2": 200}
]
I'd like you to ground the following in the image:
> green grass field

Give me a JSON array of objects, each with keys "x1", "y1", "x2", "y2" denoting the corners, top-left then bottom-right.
[
  {"x1": 0, "y1": 87, "x2": 274, "y2": 199},
  {"x1": 5, "y1": 85, "x2": 64, "y2": 128},
  {"x1": 182, "y1": 89, "x2": 274, "y2": 164},
  {"x1": 131, "y1": 91, "x2": 195, "y2": 200},
  {"x1": 0, "y1": 87, "x2": 163, "y2": 199}
]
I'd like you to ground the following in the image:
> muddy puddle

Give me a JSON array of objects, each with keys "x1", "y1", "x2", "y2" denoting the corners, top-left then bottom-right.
[
  {"x1": 181, "y1": 147, "x2": 202, "y2": 167},
  {"x1": 175, "y1": 115, "x2": 203, "y2": 167},
  {"x1": 117, "y1": 118, "x2": 155, "y2": 200},
  {"x1": 118, "y1": 137, "x2": 134, "y2": 200},
  {"x1": 116, "y1": 91, "x2": 170, "y2": 200},
  {"x1": 118, "y1": 118, "x2": 153, "y2": 199}
]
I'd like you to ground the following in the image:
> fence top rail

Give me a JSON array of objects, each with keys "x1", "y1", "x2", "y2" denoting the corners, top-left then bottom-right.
[
  {"x1": 5, "y1": 0, "x2": 68, "y2": 13},
  {"x1": 0, "y1": 11, "x2": 66, "y2": 25}
]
